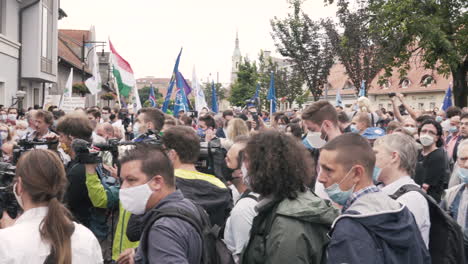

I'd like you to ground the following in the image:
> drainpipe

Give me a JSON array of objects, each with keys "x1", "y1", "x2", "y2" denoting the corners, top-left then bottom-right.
[{"x1": 18, "y1": 0, "x2": 41, "y2": 106}]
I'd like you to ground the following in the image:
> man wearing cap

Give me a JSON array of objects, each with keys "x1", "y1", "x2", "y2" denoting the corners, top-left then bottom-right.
[{"x1": 362, "y1": 127, "x2": 386, "y2": 146}]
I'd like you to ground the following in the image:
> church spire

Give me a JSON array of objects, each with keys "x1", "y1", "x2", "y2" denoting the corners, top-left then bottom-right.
[{"x1": 235, "y1": 30, "x2": 239, "y2": 49}]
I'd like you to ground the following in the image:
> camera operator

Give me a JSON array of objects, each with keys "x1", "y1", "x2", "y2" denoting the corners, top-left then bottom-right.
[
  {"x1": 56, "y1": 114, "x2": 119, "y2": 257},
  {"x1": 0, "y1": 149, "x2": 103, "y2": 263},
  {"x1": 133, "y1": 108, "x2": 165, "y2": 143},
  {"x1": 162, "y1": 125, "x2": 232, "y2": 226}
]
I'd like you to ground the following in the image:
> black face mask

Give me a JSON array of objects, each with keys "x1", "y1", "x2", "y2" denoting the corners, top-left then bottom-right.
[{"x1": 223, "y1": 150, "x2": 244, "y2": 182}]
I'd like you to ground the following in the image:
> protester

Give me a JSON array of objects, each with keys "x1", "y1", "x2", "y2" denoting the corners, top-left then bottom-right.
[
  {"x1": 441, "y1": 139, "x2": 468, "y2": 260},
  {"x1": 373, "y1": 134, "x2": 431, "y2": 247},
  {"x1": 117, "y1": 145, "x2": 203, "y2": 264},
  {"x1": 319, "y1": 133, "x2": 430, "y2": 264},
  {"x1": 216, "y1": 110, "x2": 235, "y2": 138},
  {"x1": 197, "y1": 114, "x2": 216, "y2": 141},
  {"x1": 414, "y1": 119, "x2": 447, "y2": 202},
  {"x1": 223, "y1": 137, "x2": 258, "y2": 263},
  {"x1": 132, "y1": 108, "x2": 165, "y2": 142},
  {"x1": 241, "y1": 130, "x2": 339, "y2": 264},
  {"x1": 337, "y1": 111, "x2": 352, "y2": 133},
  {"x1": 28, "y1": 110, "x2": 56, "y2": 141},
  {"x1": 352, "y1": 112, "x2": 372, "y2": 134},
  {"x1": 446, "y1": 115, "x2": 462, "y2": 160},
  {"x1": 0, "y1": 149, "x2": 103, "y2": 263},
  {"x1": 285, "y1": 122, "x2": 302, "y2": 139}
]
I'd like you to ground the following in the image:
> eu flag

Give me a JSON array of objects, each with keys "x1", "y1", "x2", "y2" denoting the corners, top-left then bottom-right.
[
  {"x1": 442, "y1": 85, "x2": 453, "y2": 111},
  {"x1": 267, "y1": 72, "x2": 276, "y2": 113},
  {"x1": 211, "y1": 81, "x2": 219, "y2": 113},
  {"x1": 162, "y1": 48, "x2": 183, "y2": 113}
]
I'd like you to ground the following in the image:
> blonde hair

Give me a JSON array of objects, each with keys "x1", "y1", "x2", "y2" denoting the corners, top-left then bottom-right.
[
  {"x1": 227, "y1": 118, "x2": 249, "y2": 140},
  {"x1": 357, "y1": 97, "x2": 371, "y2": 113}
]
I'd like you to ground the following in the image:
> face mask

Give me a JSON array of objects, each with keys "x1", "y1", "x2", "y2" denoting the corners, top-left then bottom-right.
[
  {"x1": 350, "y1": 124, "x2": 359, "y2": 133},
  {"x1": 0, "y1": 132, "x2": 7, "y2": 140},
  {"x1": 419, "y1": 134, "x2": 435, "y2": 147},
  {"x1": 373, "y1": 167, "x2": 382, "y2": 182},
  {"x1": 241, "y1": 163, "x2": 250, "y2": 188},
  {"x1": 7, "y1": 114, "x2": 17, "y2": 121},
  {"x1": 102, "y1": 114, "x2": 110, "y2": 121},
  {"x1": 306, "y1": 123, "x2": 327, "y2": 149},
  {"x1": 324, "y1": 167, "x2": 356, "y2": 206},
  {"x1": 133, "y1": 122, "x2": 141, "y2": 138},
  {"x1": 120, "y1": 181, "x2": 154, "y2": 215},
  {"x1": 457, "y1": 168, "x2": 468, "y2": 184},
  {"x1": 435, "y1": 116, "x2": 443, "y2": 123},
  {"x1": 278, "y1": 125, "x2": 286, "y2": 131},
  {"x1": 16, "y1": 129, "x2": 26, "y2": 138},
  {"x1": 197, "y1": 127, "x2": 206, "y2": 138},
  {"x1": 404, "y1": 127, "x2": 417, "y2": 134},
  {"x1": 0, "y1": 115, "x2": 6, "y2": 121},
  {"x1": 13, "y1": 183, "x2": 24, "y2": 209},
  {"x1": 449, "y1": 126, "x2": 459, "y2": 134}
]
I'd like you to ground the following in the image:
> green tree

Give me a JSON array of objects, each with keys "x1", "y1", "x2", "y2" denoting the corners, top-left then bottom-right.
[
  {"x1": 322, "y1": 0, "x2": 388, "y2": 96},
  {"x1": 202, "y1": 82, "x2": 227, "y2": 109},
  {"x1": 295, "y1": 90, "x2": 311, "y2": 108},
  {"x1": 138, "y1": 86, "x2": 163, "y2": 106},
  {"x1": 368, "y1": 0, "x2": 468, "y2": 106},
  {"x1": 271, "y1": 0, "x2": 334, "y2": 101},
  {"x1": 229, "y1": 58, "x2": 259, "y2": 107},
  {"x1": 277, "y1": 66, "x2": 305, "y2": 106}
]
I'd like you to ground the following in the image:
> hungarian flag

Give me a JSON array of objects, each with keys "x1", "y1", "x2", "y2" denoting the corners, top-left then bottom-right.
[{"x1": 109, "y1": 40, "x2": 135, "y2": 98}]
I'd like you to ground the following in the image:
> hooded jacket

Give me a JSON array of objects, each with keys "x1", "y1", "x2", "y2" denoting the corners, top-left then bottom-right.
[
  {"x1": 241, "y1": 190, "x2": 339, "y2": 264},
  {"x1": 327, "y1": 191, "x2": 431, "y2": 264}
]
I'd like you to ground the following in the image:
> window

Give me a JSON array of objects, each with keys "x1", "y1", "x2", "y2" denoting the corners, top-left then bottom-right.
[
  {"x1": 400, "y1": 78, "x2": 411, "y2": 89},
  {"x1": 41, "y1": 0, "x2": 53, "y2": 74},
  {"x1": 430, "y1": 102, "x2": 436, "y2": 110},
  {"x1": 418, "y1": 103, "x2": 424, "y2": 110},
  {"x1": 33, "y1": 88, "x2": 40, "y2": 105},
  {"x1": 421, "y1": 75, "x2": 435, "y2": 87},
  {"x1": 381, "y1": 80, "x2": 391, "y2": 89}
]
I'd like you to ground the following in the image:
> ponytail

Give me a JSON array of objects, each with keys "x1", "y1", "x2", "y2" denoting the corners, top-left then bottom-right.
[{"x1": 40, "y1": 197, "x2": 75, "y2": 264}]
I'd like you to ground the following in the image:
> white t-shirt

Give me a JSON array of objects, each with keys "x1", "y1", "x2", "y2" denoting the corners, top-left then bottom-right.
[
  {"x1": 224, "y1": 192, "x2": 259, "y2": 262},
  {"x1": 380, "y1": 176, "x2": 431, "y2": 248},
  {"x1": 0, "y1": 207, "x2": 103, "y2": 264}
]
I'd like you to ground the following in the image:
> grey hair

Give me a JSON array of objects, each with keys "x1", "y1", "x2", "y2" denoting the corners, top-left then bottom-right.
[
  {"x1": 457, "y1": 139, "x2": 468, "y2": 161},
  {"x1": 374, "y1": 133, "x2": 419, "y2": 176}
]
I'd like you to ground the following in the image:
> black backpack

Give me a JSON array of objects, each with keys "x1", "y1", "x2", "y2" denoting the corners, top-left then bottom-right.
[
  {"x1": 140, "y1": 204, "x2": 235, "y2": 264},
  {"x1": 390, "y1": 184, "x2": 466, "y2": 264},
  {"x1": 208, "y1": 138, "x2": 228, "y2": 182}
]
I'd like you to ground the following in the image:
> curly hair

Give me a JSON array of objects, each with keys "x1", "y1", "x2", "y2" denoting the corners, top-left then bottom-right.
[{"x1": 244, "y1": 130, "x2": 314, "y2": 200}]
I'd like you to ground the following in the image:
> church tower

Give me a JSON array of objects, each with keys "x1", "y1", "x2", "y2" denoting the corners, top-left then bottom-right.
[{"x1": 231, "y1": 31, "x2": 242, "y2": 84}]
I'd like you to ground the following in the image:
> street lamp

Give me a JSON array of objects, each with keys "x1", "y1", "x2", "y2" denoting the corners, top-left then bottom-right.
[
  {"x1": 81, "y1": 35, "x2": 107, "y2": 82},
  {"x1": 11, "y1": 90, "x2": 27, "y2": 107}
]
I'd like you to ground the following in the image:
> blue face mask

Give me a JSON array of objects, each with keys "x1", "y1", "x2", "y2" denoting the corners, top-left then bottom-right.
[
  {"x1": 373, "y1": 167, "x2": 382, "y2": 182},
  {"x1": 324, "y1": 167, "x2": 356, "y2": 206},
  {"x1": 435, "y1": 116, "x2": 443, "y2": 123},
  {"x1": 449, "y1": 126, "x2": 459, "y2": 134},
  {"x1": 457, "y1": 168, "x2": 468, "y2": 184},
  {"x1": 197, "y1": 127, "x2": 206, "y2": 138},
  {"x1": 350, "y1": 124, "x2": 359, "y2": 133}
]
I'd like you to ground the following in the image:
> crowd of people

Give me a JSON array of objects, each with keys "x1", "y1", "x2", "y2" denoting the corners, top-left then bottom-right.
[{"x1": 0, "y1": 91, "x2": 466, "y2": 263}]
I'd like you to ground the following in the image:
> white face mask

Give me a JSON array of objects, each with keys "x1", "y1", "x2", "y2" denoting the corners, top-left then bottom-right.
[
  {"x1": 306, "y1": 122, "x2": 327, "y2": 149},
  {"x1": 419, "y1": 134, "x2": 435, "y2": 147},
  {"x1": 7, "y1": 114, "x2": 17, "y2": 121},
  {"x1": 13, "y1": 183, "x2": 24, "y2": 209},
  {"x1": 404, "y1": 127, "x2": 417, "y2": 135},
  {"x1": 241, "y1": 163, "x2": 250, "y2": 188},
  {"x1": 0, "y1": 132, "x2": 7, "y2": 140},
  {"x1": 120, "y1": 181, "x2": 154, "y2": 215},
  {"x1": 16, "y1": 130, "x2": 27, "y2": 138}
]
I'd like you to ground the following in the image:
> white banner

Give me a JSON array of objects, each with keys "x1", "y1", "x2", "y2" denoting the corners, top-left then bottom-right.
[
  {"x1": 61, "y1": 97, "x2": 86, "y2": 113},
  {"x1": 43, "y1": 95, "x2": 62, "y2": 110}
]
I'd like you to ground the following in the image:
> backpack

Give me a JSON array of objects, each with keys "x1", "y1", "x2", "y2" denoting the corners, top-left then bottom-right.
[
  {"x1": 390, "y1": 184, "x2": 466, "y2": 264},
  {"x1": 236, "y1": 189, "x2": 259, "y2": 205},
  {"x1": 141, "y1": 204, "x2": 235, "y2": 264}
]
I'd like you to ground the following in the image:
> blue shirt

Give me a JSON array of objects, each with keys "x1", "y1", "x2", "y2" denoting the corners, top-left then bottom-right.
[{"x1": 343, "y1": 185, "x2": 381, "y2": 212}]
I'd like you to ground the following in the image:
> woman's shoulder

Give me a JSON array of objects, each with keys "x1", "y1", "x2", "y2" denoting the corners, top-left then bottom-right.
[{"x1": 72, "y1": 222, "x2": 99, "y2": 241}]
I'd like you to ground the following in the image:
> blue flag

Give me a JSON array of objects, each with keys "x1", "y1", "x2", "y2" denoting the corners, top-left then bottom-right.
[
  {"x1": 149, "y1": 84, "x2": 157, "y2": 107},
  {"x1": 211, "y1": 81, "x2": 219, "y2": 113},
  {"x1": 442, "y1": 85, "x2": 453, "y2": 111},
  {"x1": 162, "y1": 48, "x2": 183, "y2": 113},
  {"x1": 267, "y1": 72, "x2": 276, "y2": 113},
  {"x1": 174, "y1": 72, "x2": 190, "y2": 117},
  {"x1": 358, "y1": 80, "x2": 366, "y2": 97}
]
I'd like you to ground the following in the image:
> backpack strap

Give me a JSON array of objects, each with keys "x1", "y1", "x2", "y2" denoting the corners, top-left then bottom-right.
[
  {"x1": 389, "y1": 184, "x2": 423, "y2": 200},
  {"x1": 236, "y1": 189, "x2": 259, "y2": 205},
  {"x1": 141, "y1": 207, "x2": 204, "y2": 262}
]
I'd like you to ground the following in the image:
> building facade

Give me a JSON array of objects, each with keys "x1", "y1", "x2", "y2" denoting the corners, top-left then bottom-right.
[{"x1": 0, "y1": 0, "x2": 60, "y2": 109}]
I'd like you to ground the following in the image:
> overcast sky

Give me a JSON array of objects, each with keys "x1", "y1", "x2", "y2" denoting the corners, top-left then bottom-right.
[{"x1": 59, "y1": 0, "x2": 337, "y2": 84}]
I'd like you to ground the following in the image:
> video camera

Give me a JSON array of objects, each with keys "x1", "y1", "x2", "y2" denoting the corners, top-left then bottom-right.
[
  {"x1": 0, "y1": 162, "x2": 20, "y2": 220},
  {"x1": 12, "y1": 139, "x2": 59, "y2": 165}
]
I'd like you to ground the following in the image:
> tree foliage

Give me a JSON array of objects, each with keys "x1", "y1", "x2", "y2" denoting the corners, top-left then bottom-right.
[
  {"x1": 322, "y1": 0, "x2": 389, "y2": 96},
  {"x1": 202, "y1": 82, "x2": 227, "y2": 109},
  {"x1": 367, "y1": 0, "x2": 468, "y2": 106},
  {"x1": 271, "y1": 0, "x2": 334, "y2": 101},
  {"x1": 229, "y1": 58, "x2": 259, "y2": 107},
  {"x1": 138, "y1": 86, "x2": 163, "y2": 106}
]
